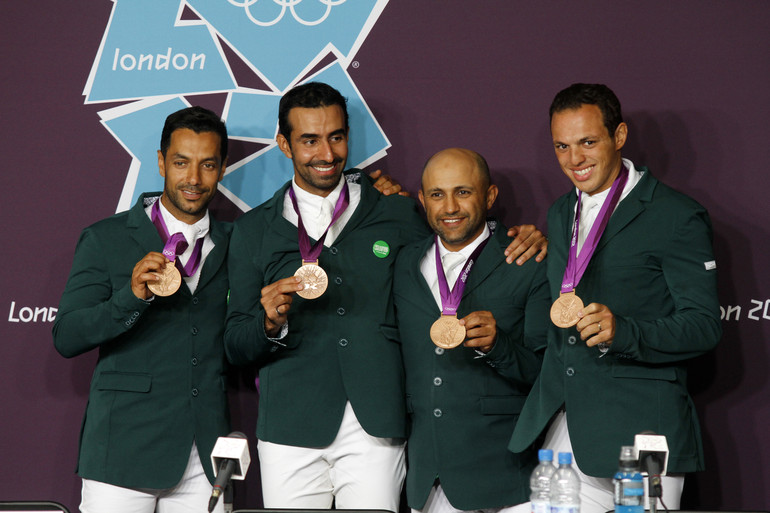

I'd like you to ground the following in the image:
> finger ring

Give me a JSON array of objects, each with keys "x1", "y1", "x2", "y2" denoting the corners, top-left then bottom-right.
[
  {"x1": 276, "y1": 307, "x2": 281, "y2": 315},
  {"x1": 598, "y1": 322, "x2": 602, "y2": 331}
]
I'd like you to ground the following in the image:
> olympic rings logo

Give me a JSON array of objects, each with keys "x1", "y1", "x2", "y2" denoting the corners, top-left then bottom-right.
[{"x1": 227, "y1": 0, "x2": 347, "y2": 27}]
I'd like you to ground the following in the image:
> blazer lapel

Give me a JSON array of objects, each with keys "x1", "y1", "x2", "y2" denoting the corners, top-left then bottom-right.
[
  {"x1": 595, "y1": 170, "x2": 657, "y2": 253},
  {"x1": 462, "y1": 220, "x2": 505, "y2": 298},
  {"x1": 196, "y1": 216, "x2": 228, "y2": 291},
  {"x1": 333, "y1": 172, "x2": 378, "y2": 244},
  {"x1": 404, "y1": 236, "x2": 442, "y2": 317},
  {"x1": 127, "y1": 193, "x2": 164, "y2": 253}
]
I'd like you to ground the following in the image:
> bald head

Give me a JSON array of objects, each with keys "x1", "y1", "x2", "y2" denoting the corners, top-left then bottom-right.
[
  {"x1": 421, "y1": 148, "x2": 491, "y2": 192},
  {"x1": 419, "y1": 148, "x2": 498, "y2": 251}
]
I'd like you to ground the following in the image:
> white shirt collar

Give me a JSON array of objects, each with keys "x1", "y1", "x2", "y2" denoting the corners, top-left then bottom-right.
[
  {"x1": 153, "y1": 196, "x2": 210, "y2": 245},
  {"x1": 577, "y1": 157, "x2": 644, "y2": 210},
  {"x1": 436, "y1": 222, "x2": 491, "y2": 261},
  {"x1": 290, "y1": 175, "x2": 345, "y2": 214}
]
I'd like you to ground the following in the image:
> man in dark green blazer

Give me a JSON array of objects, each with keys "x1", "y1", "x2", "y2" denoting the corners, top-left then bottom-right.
[
  {"x1": 509, "y1": 84, "x2": 721, "y2": 512},
  {"x1": 224, "y1": 82, "x2": 430, "y2": 511},
  {"x1": 53, "y1": 107, "x2": 231, "y2": 513},
  {"x1": 394, "y1": 148, "x2": 550, "y2": 513}
]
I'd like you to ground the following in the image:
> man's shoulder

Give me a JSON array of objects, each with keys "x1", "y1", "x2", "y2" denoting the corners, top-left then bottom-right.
[
  {"x1": 82, "y1": 209, "x2": 133, "y2": 237},
  {"x1": 647, "y1": 175, "x2": 708, "y2": 213}
]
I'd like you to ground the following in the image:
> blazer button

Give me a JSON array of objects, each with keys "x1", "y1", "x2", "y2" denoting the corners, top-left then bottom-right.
[
  {"x1": 191, "y1": 357, "x2": 198, "y2": 366},
  {"x1": 434, "y1": 347, "x2": 445, "y2": 355},
  {"x1": 192, "y1": 297, "x2": 199, "y2": 305},
  {"x1": 433, "y1": 377, "x2": 442, "y2": 386},
  {"x1": 336, "y1": 308, "x2": 345, "y2": 316},
  {"x1": 568, "y1": 336, "x2": 577, "y2": 345},
  {"x1": 330, "y1": 247, "x2": 338, "y2": 255},
  {"x1": 433, "y1": 408, "x2": 443, "y2": 418},
  {"x1": 566, "y1": 367, "x2": 575, "y2": 377},
  {"x1": 339, "y1": 338, "x2": 349, "y2": 347},
  {"x1": 191, "y1": 327, "x2": 199, "y2": 335},
  {"x1": 191, "y1": 388, "x2": 199, "y2": 397},
  {"x1": 335, "y1": 277, "x2": 343, "y2": 285}
]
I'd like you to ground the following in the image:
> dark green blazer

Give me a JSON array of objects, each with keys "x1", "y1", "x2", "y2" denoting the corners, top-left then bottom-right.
[
  {"x1": 53, "y1": 193, "x2": 231, "y2": 489},
  {"x1": 393, "y1": 221, "x2": 550, "y2": 510},
  {"x1": 225, "y1": 171, "x2": 430, "y2": 447},
  {"x1": 509, "y1": 168, "x2": 722, "y2": 477}
]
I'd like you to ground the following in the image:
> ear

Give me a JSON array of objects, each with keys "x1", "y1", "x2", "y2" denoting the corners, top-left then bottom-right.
[
  {"x1": 486, "y1": 184, "x2": 499, "y2": 210},
  {"x1": 614, "y1": 122, "x2": 628, "y2": 151},
  {"x1": 217, "y1": 158, "x2": 228, "y2": 182},
  {"x1": 157, "y1": 150, "x2": 166, "y2": 178},
  {"x1": 277, "y1": 133, "x2": 293, "y2": 159},
  {"x1": 417, "y1": 188, "x2": 426, "y2": 210}
]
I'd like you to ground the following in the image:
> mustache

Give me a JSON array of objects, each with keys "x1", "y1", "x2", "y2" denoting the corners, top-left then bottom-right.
[
  {"x1": 308, "y1": 157, "x2": 344, "y2": 166},
  {"x1": 177, "y1": 184, "x2": 209, "y2": 193}
]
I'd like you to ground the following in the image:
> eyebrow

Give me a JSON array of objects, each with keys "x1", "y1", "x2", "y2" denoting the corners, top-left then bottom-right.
[
  {"x1": 171, "y1": 152, "x2": 219, "y2": 163},
  {"x1": 298, "y1": 128, "x2": 347, "y2": 139},
  {"x1": 426, "y1": 184, "x2": 475, "y2": 193}
]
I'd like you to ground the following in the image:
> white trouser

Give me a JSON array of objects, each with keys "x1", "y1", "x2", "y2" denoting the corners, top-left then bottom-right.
[
  {"x1": 530, "y1": 412, "x2": 684, "y2": 513},
  {"x1": 80, "y1": 443, "x2": 223, "y2": 513},
  {"x1": 413, "y1": 484, "x2": 530, "y2": 513},
  {"x1": 258, "y1": 401, "x2": 406, "y2": 511}
]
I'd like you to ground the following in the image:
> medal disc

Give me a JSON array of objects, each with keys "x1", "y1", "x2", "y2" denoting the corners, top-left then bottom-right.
[
  {"x1": 294, "y1": 263, "x2": 328, "y2": 300},
  {"x1": 430, "y1": 315, "x2": 466, "y2": 349},
  {"x1": 148, "y1": 262, "x2": 182, "y2": 297},
  {"x1": 550, "y1": 291, "x2": 584, "y2": 328}
]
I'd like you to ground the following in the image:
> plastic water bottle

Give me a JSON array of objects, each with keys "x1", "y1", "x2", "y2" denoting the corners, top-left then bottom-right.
[
  {"x1": 613, "y1": 446, "x2": 644, "y2": 513},
  {"x1": 550, "y1": 452, "x2": 580, "y2": 513},
  {"x1": 530, "y1": 449, "x2": 556, "y2": 513}
]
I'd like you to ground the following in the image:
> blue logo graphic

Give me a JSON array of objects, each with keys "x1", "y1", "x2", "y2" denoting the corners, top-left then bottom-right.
[{"x1": 84, "y1": 0, "x2": 390, "y2": 212}]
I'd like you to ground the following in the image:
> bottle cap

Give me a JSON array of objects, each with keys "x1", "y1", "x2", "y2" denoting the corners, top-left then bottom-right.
[
  {"x1": 618, "y1": 445, "x2": 638, "y2": 469},
  {"x1": 538, "y1": 449, "x2": 554, "y2": 462},
  {"x1": 558, "y1": 452, "x2": 572, "y2": 465}
]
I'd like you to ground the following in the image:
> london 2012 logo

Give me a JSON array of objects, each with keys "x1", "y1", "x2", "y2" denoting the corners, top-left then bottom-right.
[{"x1": 84, "y1": 0, "x2": 390, "y2": 212}]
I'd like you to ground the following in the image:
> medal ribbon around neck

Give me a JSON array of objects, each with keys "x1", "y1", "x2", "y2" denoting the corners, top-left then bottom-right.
[
  {"x1": 430, "y1": 233, "x2": 490, "y2": 349},
  {"x1": 288, "y1": 181, "x2": 350, "y2": 300},
  {"x1": 150, "y1": 199, "x2": 204, "y2": 277},
  {"x1": 288, "y1": 180, "x2": 350, "y2": 264},
  {"x1": 550, "y1": 165, "x2": 629, "y2": 328},
  {"x1": 435, "y1": 235, "x2": 490, "y2": 316}
]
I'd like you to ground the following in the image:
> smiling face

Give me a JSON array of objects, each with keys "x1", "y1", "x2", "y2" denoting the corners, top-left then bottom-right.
[
  {"x1": 157, "y1": 128, "x2": 225, "y2": 224},
  {"x1": 276, "y1": 105, "x2": 349, "y2": 197},
  {"x1": 418, "y1": 148, "x2": 498, "y2": 251},
  {"x1": 551, "y1": 103, "x2": 627, "y2": 196}
]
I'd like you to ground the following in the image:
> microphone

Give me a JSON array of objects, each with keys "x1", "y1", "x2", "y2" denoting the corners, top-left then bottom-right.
[
  {"x1": 633, "y1": 432, "x2": 668, "y2": 499},
  {"x1": 208, "y1": 431, "x2": 251, "y2": 512}
]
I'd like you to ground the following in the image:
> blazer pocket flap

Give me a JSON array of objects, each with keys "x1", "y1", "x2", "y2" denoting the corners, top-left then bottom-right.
[
  {"x1": 481, "y1": 395, "x2": 527, "y2": 415},
  {"x1": 96, "y1": 371, "x2": 152, "y2": 392},
  {"x1": 611, "y1": 364, "x2": 676, "y2": 382},
  {"x1": 379, "y1": 324, "x2": 401, "y2": 343}
]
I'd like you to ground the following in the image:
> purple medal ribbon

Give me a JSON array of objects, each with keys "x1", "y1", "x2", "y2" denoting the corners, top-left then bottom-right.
[
  {"x1": 150, "y1": 199, "x2": 205, "y2": 278},
  {"x1": 560, "y1": 166, "x2": 629, "y2": 294},
  {"x1": 288, "y1": 181, "x2": 350, "y2": 264},
  {"x1": 435, "y1": 234, "x2": 490, "y2": 316}
]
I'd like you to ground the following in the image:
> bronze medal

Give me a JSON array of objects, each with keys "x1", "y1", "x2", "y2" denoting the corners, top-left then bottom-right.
[
  {"x1": 430, "y1": 314, "x2": 466, "y2": 349},
  {"x1": 550, "y1": 291, "x2": 584, "y2": 328},
  {"x1": 148, "y1": 261, "x2": 182, "y2": 297},
  {"x1": 294, "y1": 262, "x2": 328, "y2": 300}
]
